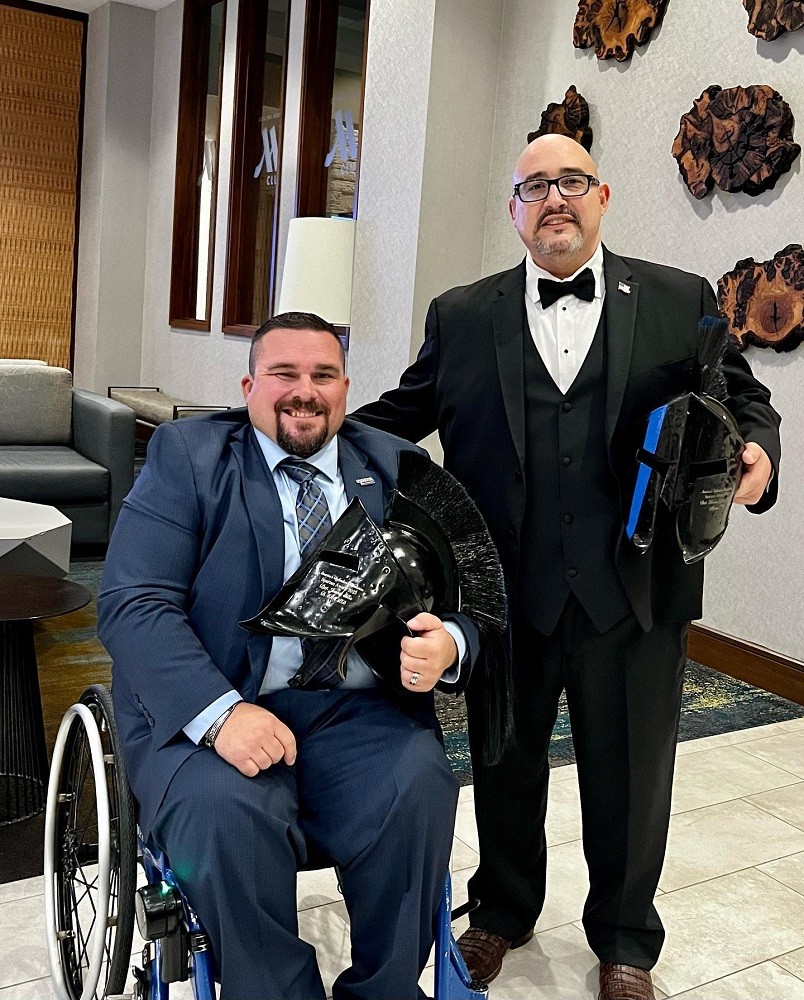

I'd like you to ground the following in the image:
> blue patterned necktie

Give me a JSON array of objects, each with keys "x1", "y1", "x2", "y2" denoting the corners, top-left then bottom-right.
[{"x1": 281, "y1": 459, "x2": 344, "y2": 690}]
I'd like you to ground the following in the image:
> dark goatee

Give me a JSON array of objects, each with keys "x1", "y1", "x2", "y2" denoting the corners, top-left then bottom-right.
[{"x1": 276, "y1": 421, "x2": 328, "y2": 459}]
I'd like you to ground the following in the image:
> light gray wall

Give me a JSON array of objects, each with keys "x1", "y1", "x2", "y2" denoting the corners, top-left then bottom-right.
[
  {"x1": 73, "y1": 2, "x2": 109, "y2": 389},
  {"x1": 344, "y1": 0, "x2": 439, "y2": 410},
  {"x1": 347, "y1": 0, "x2": 505, "y2": 450},
  {"x1": 481, "y1": 0, "x2": 804, "y2": 660},
  {"x1": 409, "y1": 0, "x2": 503, "y2": 366},
  {"x1": 73, "y1": 2, "x2": 154, "y2": 393}
]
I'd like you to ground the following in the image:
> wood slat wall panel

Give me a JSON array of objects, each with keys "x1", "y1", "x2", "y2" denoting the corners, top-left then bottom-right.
[{"x1": 0, "y1": 4, "x2": 84, "y2": 367}]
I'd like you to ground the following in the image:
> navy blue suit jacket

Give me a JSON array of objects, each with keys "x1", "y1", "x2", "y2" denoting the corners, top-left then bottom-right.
[{"x1": 98, "y1": 411, "x2": 478, "y2": 835}]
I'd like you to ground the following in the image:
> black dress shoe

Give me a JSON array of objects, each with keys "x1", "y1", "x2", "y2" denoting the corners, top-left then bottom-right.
[{"x1": 456, "y1": 926, "x2": 535, "y2": 984}]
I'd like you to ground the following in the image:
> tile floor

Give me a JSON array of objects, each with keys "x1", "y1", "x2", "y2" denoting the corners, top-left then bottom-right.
[{"x1": 1, "y1": 717, "x2": 803, "y2": 999}]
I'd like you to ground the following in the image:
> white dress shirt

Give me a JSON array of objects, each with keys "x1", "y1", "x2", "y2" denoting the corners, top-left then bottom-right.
[
  {"x1": 184, "y1": 430, "x2": 464, "y2": 743},
  {"x1": 524, "y1": 242, "x2": 606, "y2": 394}
]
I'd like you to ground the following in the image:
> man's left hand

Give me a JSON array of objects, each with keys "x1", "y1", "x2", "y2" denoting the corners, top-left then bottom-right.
[
  {"x1": 400, "y1": 613, "x2": 458, "y2": 693},
  {"x1": 733, "y1": 442, "x2": 773, "y2": 506}
]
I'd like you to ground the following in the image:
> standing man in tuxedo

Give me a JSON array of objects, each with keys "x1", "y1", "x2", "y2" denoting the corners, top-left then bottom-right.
[
  {"x1": 98, "y1": 313, "x2": 479, "y2": 1000},
  {"x1": 352, "y1": 135, "x2": 781, "y2": 1000}
]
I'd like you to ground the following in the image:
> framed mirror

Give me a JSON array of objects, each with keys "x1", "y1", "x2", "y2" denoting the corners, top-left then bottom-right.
[{"x1": 169, "y1": 0, "x2": 226, "y2": 330}]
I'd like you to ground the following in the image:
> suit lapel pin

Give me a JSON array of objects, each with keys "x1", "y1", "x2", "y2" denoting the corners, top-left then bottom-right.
[
  {"x1": 356, "y1": 476, "x2": 375, "y2": 486},
  {"x1": 618, "y1": 281, "x2": 631, "y2": 294}
]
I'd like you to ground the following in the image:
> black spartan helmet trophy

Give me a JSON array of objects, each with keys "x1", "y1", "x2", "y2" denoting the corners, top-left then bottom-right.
[
  {"x1": 240, "y1": 451, "x2": 511, "y2": 761},
  {"x1": 626, "y1": 316, "x2": 745, "y2": 564}
]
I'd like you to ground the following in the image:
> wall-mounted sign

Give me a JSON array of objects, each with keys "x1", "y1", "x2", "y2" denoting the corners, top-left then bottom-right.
[
  {"x1": 718, "y1": 244, "x2": 804, "y2": 353},
  {"x1": 325, "y1": 110, "x2": 358, "y2": 168},
  {"x1": 672, "y1": 84, "x2": 800, "y2": 199},
  {"x1": 254, "y1": 124, "x2": 279, "y2": 186}
]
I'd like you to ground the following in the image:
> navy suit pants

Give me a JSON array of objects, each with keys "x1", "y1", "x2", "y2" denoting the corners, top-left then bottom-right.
[{"x1": 152, "y1": 688, "x2": 458, "y2": 1000}]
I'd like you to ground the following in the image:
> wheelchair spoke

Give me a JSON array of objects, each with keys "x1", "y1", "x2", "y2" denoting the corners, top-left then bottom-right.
[
  {"x1": 48, "y1": 690, "x2": 137, "y2": 1000},
  {"x1": 68, "y1": 876, "x2": 92, "y2": 978}
]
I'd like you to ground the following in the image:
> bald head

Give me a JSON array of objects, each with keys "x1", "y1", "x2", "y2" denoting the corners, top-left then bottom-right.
[
  {"x1": 508, "y1": 134, "x2": 610, "y2": 278},
  {"x1": 513, "y1": 134, "x2": 599, "y2": 185}
]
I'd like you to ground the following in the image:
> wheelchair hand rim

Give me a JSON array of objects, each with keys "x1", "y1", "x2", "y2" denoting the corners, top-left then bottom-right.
[{"x1": 44, "y1": 702, "x2": 113, "y2": 1000}]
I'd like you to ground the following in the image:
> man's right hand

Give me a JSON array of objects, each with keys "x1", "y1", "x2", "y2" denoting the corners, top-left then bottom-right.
[{"x1": 213, "y1": 702, "x2": 297, "y2": 777}]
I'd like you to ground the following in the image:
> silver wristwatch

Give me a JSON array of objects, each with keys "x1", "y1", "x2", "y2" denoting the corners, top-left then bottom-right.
[{"x1": 202, "y1": 704, "x2": 237, "y2": 748}]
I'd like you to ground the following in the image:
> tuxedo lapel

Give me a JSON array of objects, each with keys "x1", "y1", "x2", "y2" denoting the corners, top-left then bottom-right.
[
  {"x1": 492, "y1": 263, "x2": 527, "y2": 470},
  {"x1": 603, "y1": 247, "x2": 639, "y2": 448},
  {"x1": 338, "y1": 436, "x2": 386, "y2": 526}
]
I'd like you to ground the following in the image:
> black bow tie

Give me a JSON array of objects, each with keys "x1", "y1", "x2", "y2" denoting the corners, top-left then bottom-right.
[{"x1": 537, "y1": 268, "x2": 595, "y2": 309}]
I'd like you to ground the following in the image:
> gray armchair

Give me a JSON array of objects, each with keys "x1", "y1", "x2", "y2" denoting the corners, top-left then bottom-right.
[{"x1": 0, "y1": 364, "x2": 135, "y2": 544}]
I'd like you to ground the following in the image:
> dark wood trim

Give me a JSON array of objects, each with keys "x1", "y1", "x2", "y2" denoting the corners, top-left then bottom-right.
[
  {"x1": 0, "y1": 0, "x2": 86, "y2": 22},
  {"x1": 295, "y1": 0, "x2": 369, "y2": 219},
  {"x1": 689, "y1": 623, "x2": 804, "y2": 705},
  {"x1": 350, "y1": 0, "x2": 370, "y2": 219},
  {"x1": 168, "y1": 0, "x2": 226, "y2": 330},
  {"x1": 170, "y1": 317, "x2": 213, "y2": 333},
  {"x1": 295, "y1": 0, "x2": 340, "y2": 218},
  {"x1": 223, "y1": 323, "x2": 259, "y2": 339},
  {"x1": 222, "y1": 0, "x2": 290, "y2": 334}
]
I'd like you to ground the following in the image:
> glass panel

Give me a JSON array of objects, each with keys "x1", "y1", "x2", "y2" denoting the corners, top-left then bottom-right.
[
  {"x1": 326, "y1": 0, "x2": 367, "y2": 218},
  {"x1": 195, "y1": 1, "x2": 224, "y2": 318},
  {"x1": 169, "y1": 0, "x2": 225, "y2": 329},
  {"x1": 246, "y1": 0, "x2": 289, "y2": 326}
]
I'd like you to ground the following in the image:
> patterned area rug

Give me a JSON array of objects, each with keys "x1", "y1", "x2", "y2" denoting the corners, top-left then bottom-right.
[
  {"x1": 437, "y1": 662, "x2": 804, "y2": 786},
  {"x1": 1, "y1": 554, "x2": 802, "y2": 883}
]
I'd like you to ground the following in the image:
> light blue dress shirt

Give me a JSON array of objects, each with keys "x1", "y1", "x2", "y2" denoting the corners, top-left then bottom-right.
[{"x1": 184, "y1": 430, "x2": 465, "y2": 744}]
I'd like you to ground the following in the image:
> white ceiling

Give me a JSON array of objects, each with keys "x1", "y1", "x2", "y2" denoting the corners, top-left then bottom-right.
[{"x1": 34, "y1": 0, "x2": 175, "y2": 14}]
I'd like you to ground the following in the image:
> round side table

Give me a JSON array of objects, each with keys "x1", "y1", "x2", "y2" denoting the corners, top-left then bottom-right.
[{"x1": 0, "y1": 574, "x2": 90, "y2": 825}]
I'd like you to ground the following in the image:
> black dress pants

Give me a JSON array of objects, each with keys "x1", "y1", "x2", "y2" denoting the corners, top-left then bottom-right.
[
  {"x1": 152, "y1": 688, "x2": 458, "y2": 1000},
  {"x1": 466, "y1": 596, "x2": 688, "y2": 969}
]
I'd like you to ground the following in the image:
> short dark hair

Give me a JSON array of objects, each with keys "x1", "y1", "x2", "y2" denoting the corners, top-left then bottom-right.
[{"x1": 249, "y1": 312, "x2": 344, "y2": 375}]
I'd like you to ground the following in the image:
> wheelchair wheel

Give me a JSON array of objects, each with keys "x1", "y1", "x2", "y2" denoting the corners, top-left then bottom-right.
[{"x1": 44, "y1": 685, "x2": 137, "y2": 1000}]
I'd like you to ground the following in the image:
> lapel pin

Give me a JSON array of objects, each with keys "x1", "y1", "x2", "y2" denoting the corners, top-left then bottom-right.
[
  {"x1": 356, "y1": 476, "x2": 375, "y2": 486},
  {"x1": 618, "y1": 281, "x2": 631, "y2": 294}
]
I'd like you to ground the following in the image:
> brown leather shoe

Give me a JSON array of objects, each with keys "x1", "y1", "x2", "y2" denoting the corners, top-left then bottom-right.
[
  {"x1": 598, "y1": 962, "x2": 655, "y2": 1000},
  {"x1": 456, "y1": 927, "x2": 535, "y2": 984}
]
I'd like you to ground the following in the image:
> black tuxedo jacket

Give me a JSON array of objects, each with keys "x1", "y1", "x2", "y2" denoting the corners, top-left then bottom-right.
[
  {"x1": 353, "y1": 247, "x2": 781, "y2": 631},
  {"x1": 98, "y1": 412, "x2": 478, "y2": 835}
]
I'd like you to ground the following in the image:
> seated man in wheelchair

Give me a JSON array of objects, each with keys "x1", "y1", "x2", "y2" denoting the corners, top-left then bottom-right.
[{"x1": 98, "y1": 313, "x2": 509, "y2": 1000}]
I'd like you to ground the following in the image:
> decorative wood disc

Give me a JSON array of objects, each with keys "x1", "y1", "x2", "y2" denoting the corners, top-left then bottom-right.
[
  {"x1": 743, "y1": 0, "x2": 804, "y2": 40},
  {"x1": 573, "y1": 0, "x2": 670, "y2": 61},
  {"x1": 718, "y1": 244, "x2": 804, "y2": 352},
  {"x1": 527, "y1": 86, "x2": 593, "y2": 151},
  {"x1": 671, "y1": 84, "x2": 800, "y2": 199}
]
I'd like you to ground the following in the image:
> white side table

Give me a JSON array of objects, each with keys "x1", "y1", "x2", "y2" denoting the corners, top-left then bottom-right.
[{"x1": 0, "y1": 498, "x2": 72, "y2": 578}]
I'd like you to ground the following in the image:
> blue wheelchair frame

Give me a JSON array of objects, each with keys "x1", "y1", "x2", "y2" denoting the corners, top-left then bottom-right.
[{"x1": 136, "y1": 838, "x2": 488, "y2": 1000}]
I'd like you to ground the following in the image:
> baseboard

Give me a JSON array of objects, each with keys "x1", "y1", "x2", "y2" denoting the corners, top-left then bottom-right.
[{"x1": 689, "y1": 624, "x2": 804, "y2": 706}]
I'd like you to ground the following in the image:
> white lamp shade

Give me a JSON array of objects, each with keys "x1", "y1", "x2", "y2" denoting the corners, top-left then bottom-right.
[{"x1": 277, "y1": 217, "x2": 356, "y2": 326}]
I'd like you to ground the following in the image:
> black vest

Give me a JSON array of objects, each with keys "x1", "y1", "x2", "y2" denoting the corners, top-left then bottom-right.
[{"x1": 518, "y1": 313, "x2": 631, "y2": 635}]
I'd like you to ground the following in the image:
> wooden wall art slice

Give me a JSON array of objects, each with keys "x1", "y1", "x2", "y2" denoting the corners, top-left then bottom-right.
[
  {"x1": 718, "y1": 244, "x2": 804, "y2": 352},
  {"x1": 672, "y1": 84, "x2": 800, "y2": 199},
  {"x1": 573, "y1": 0, "x2": 670, "y2": 61},
  {"x1": 528, "y1": 86, "x2": 593, "y2": 151},
  {"x1": 743, "y1": 0, "x2": 804, "y2": 40}
]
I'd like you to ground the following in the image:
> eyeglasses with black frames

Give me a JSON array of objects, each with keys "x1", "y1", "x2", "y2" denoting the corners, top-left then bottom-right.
[{"x1": 512, "y1": 173, "x2": 600, "y2": 203}]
